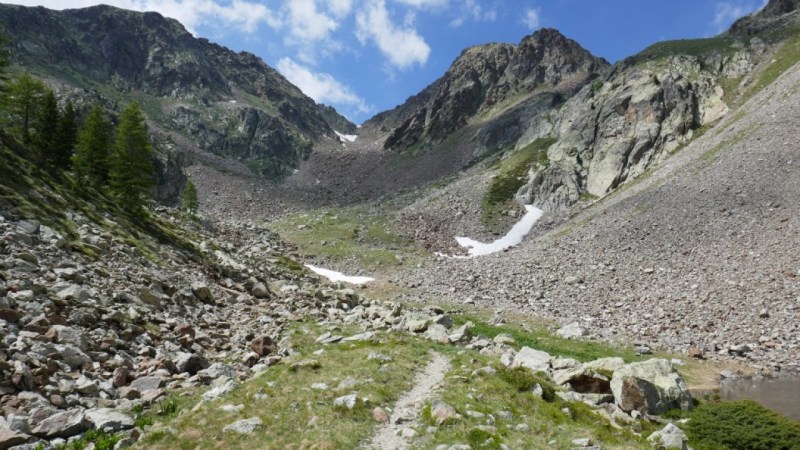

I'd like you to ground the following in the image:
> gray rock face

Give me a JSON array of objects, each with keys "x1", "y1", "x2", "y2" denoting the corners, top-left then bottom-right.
[
  {"x1": 556, "y1": 322, "x2": 585, "y2": 339},
  {"x1": 610, "y1": 359, "x2": 693, "y2": 414},
  {"x1": 31, "y1": 409, "x2": 89, "y2": 439},
  {"x1": 517, "y1": 36, "x2": 769, "y2": 211},
  {"x1": 371, "y1": 28, "x2": 607, "y2": 153}
]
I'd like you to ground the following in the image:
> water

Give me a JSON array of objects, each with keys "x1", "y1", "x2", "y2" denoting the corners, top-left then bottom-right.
[{"x1": 719, "y1": 376, "x2": 800, "y2": 420}]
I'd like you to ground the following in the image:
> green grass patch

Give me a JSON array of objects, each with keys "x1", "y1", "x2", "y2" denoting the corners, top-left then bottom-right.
[
  {"x1": 683, "y1": 400, "x2": 800, "y2": 450},
  {"x1": 138, "y1": 322, "x2": 433, "y2": 449},
  {"x1": 481, "y1": 138, "x2": 556, "y2": 227},
  {"x1": 496, "y1": 366, "x2": 556, "y2": 401},
  {"x1": 416, "y1": 346, "x2": 650, "y2": 449},
  {"x1": 453, "y1": 314, "x2": 642, "y2": 363},
  {"x1": 741, "y1": 29, "x2": 800, "y2": 105},
  {"x1": 632, "y1": 36, "x2": 734, "y2": 66},
  {"x1": 269, "y1": 206, "x2": 426, "y2": 270}
]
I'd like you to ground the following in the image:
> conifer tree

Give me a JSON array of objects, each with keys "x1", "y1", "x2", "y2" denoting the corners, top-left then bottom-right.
[
  {"x1": 109, "y1": 102, "x2": 153, "y2": 213},
  {"x1": 54, "y1": 100, "x2": 78, "y2": 170},
  {"x1": 72, "y1": 104, "x2": 112, "y2": 188},
  {"x1": 180, "y1": 179, "x2": 199, "y2": 213},
  {"x1": 6, "y1": 73, "x2": 46, "y2": 144},
  {"x1": 36, "y1": 89, "x2": 60, "y2": 167}
]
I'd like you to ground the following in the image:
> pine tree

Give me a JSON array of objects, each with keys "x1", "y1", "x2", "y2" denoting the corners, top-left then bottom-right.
[
  {"x1": 72, "y1": 104, "x2": 112, "y2": 188},
  {"x1": 36, "y1": 89, "x2": 60, "y2": 168},
  {"x1": 109, "y1": 102, "x2": 153, "y2": 213},
  {"x1": 54, "y1": 100, "x2": 78, "y2": 170},
  {"x1": 6, "y1": 73, "x2": 46, "y2": 145},
  {"x1": 180, "y1": 179, "x2": 199, "y2": 213}
]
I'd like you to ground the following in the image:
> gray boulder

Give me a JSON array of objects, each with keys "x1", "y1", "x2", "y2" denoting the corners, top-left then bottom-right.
[
  {"x1": 223, "y1": 417, "x2": 262, "y2": 434},
  {"x1": 511, "y1": 347, "x2": 552, "y2": 373},
  {"x1": 174, "y1": 352, "x2": 209, "y2": 375},
  {"x1": 85, "y1": 408, "x2": 134, "y2": 432},
  {"x1": 610, "y1": 359, "x2": 694, "y2": 415},
  {"x1": 647, "y1": 423, "x2": 689, "y2": 449},
  {"x1": 31, "y1": 409, "x2": 89, "y2": 439}
]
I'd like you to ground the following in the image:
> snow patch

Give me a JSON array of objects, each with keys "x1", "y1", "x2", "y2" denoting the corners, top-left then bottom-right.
[
  {"x1": 450, "y1": 205, "x2": 543, "y2": 258},
  {"x1": 305, "y1": 264, "x2": 374, "y2": 284},
  {"x1": 334, "y1": 130, "x2": 358, "y2": 143}
]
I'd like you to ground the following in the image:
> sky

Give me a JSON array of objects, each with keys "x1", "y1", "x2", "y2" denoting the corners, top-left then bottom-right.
[{"x1": 4, "y1": 0, "x2": 767, "y2": 124}]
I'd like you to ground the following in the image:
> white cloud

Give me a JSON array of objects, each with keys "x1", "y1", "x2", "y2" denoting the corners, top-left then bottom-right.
[
  {"x1": 277, "y1": 57, "x2": 371, "y2": 114},
  {"x1": 394, "y1": 0, "x2": 448, "y2": 9},
  {"x1": 449, "y1": 0, "x2": 496, "y2": 28},
  {"x1": 4, "y1": 0, "x2": 279, "y2": 33},
  {"x1": 325, "y1": 0, "x2": 353, "y2": 18},
  {"x1": 285, "y1": 0, "x2": 339, "y2": 42},
  {"x1": 355, "y1": 0, "x2": 431, "y2": 69},
  {"x1": 522, "y1": 7, "x2": 540, "y2": 30},
  {"x1": 712, "y1": 1, "x2": 766, "y2": 32}
]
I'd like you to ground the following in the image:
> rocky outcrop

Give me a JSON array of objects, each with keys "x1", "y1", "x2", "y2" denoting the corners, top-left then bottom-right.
[
  {"x1": 368, "y1": 29, "x2": 607, "y2": 153},
  {"x1": 517, "y1": 36, "x2": 768, "y2": 210}
]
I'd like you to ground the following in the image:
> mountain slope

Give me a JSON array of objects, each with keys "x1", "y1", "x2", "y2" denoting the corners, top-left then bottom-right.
[{"x1": 0, "y1": 3, "x2": 354, "y2": 183}]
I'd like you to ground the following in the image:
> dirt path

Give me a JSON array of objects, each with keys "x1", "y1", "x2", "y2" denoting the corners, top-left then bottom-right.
[{"x1": 363, "y1": 351, "x2": 451, "y2": 450}]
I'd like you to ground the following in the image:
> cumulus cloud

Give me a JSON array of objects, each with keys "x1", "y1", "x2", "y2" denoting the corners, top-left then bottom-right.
[
  {"x1": 4, "y1": 0, "x2": 279, "y2": 33},
  {"x1": 355, "y1": 0, "x2": 431, "y2": 69},
  {"x1": 277, "y1": 57, "x2": 371, "y2": 114},
  {"x1": 712, "y1": 0, "x2": 766, "y2": 32},
  {"x1": 285, "y1": 0, "x2": 339, "y2": 42},
  {"x1": 522, "y1": 7, "x2": 540, "y2": 30},
  {"x1": 449, "y1": 0, "x2": 497, "y2": 28}
]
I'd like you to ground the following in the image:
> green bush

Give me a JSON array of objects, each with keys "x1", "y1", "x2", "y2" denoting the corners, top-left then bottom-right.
[
  {"x1": 684, "y1": 400, "x2": 800, "y2": 450},
  {"x1": 496, "y1": 366, "x2": 556, "y2": 402}
]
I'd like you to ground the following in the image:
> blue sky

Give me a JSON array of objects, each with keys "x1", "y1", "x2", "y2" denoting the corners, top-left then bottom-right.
[{"x1": 7, "y1": 0, "x2": 767, "y2": 124}]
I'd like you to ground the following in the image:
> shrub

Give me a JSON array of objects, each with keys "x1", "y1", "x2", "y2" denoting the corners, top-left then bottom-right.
[
  {"x1": 684, "y1": 400, "x2": 800, "y2": 450},
  {"x1": 496, "y1": 366, "x2": 556, "y2": 402}
]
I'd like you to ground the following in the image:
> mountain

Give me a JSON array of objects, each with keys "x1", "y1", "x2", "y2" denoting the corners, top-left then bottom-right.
[
  {"x1": 0, "y1": 3, "x2": 354, "y2": 197},
  {"x1": 365, "y1": 28, "x2": 608, "y2": 153}
]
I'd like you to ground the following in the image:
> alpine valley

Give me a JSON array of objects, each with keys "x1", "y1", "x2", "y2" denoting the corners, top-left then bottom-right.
[{"x1": 1, "y1": 1, "x2": 800, "y2": 449}]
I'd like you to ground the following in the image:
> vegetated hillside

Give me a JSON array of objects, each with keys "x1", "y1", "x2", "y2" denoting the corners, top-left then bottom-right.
[{"x1": 0, "y1": 3, "x2": 354, "y2": 184}]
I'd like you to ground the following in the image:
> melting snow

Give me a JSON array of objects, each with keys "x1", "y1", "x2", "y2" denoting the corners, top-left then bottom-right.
[
  {"x1": 334, "y1": 131, "x2": 358, "y2": 143},
  {"x1": 305, "y1": 264, "x2": 374, "y2": 284},
  {"x1": 452, "y1": 205, "x2": 543, "y2": 257}
]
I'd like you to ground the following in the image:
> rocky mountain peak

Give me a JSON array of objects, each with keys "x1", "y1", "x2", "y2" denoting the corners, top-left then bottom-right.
[{"x1": 375, "y1": 28, "x2": 608, "y2": 152}]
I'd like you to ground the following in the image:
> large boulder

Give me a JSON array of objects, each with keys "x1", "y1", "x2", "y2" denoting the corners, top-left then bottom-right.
[
  {"x1": 610, "y1": 359, "x2": 693, "y2": 415},
  {"x1": 648, "y1": 423, "x2": 689, "y2": 449},
  {"x1": 85, "y1": 408, "x2": 134, "y2": 432},
  {"x1": 31, "y1": 409, "x2": 89, "y2": 439},
  {"x1": 511, "y1": 347, "x2": 552, "y2": 373}
]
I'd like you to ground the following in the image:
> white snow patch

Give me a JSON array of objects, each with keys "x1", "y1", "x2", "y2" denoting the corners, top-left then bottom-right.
[
  {"x1": 451, "y1": 205, "x2": 543, "y2": 257},
  {"x1": 305, "y1": 264, "x2": 374, "y2": 284},
  {"x1": 334, "y1": 130, "x2": 358, "y2": 143}
]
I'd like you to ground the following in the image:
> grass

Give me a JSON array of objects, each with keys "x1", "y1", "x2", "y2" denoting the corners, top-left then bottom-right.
[
  {"x1": 452, "y1": 314, "x2": 643, "y2": 363},
  {"x1": 683, "y1": 400, "x2": 800, "y2": 450},
  {"x1": 137, "y1": 321, "x2": 433, "y2": 449},
  {"x1": 135, "y1": 316, "x2": 673, "y2": 450},
  {"x1": 415, "y1": 348, "x2": 653, "y2": 450},
  {"x1": 633, "y1": 36, "x2": 735, "y2": 65},
  {"x1": 269, "y1": 206, "x2": 426, "y2": 270},
  {"x1": 481, "y1": 138, "x2": 556, "y2": 228},
  {"x1": 740, "y1": 28, "x2": 800, "y2": 106}
]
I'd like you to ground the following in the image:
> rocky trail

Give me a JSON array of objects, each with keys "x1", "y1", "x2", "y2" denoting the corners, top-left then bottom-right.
[{"x1": 364, "y1": 351, "x2": 450, "y2": 450}]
